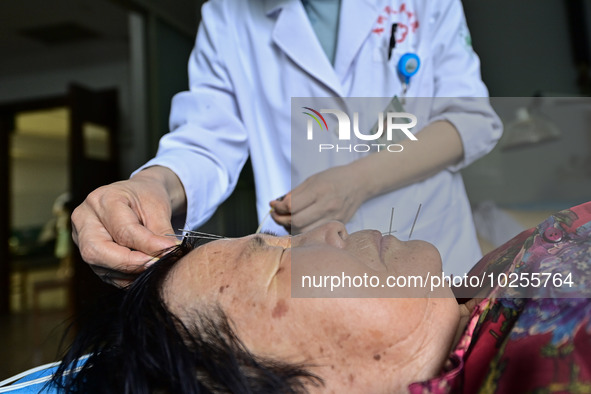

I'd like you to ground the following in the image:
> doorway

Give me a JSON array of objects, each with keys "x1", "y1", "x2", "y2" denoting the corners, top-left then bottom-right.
[
  {"x1": 9, "y1": 107, "x2": 71, "y2": 313},
  {"x1": 0, "y1": 85, "x2": 119, "y2": 379}
]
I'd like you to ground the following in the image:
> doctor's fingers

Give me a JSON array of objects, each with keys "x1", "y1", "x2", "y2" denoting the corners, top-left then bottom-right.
[
  {"x1": 99, "y1": 202, "x2": 177, "y2": 257},
  {"x1": 72, "y1": 203, "x2": 177, "y2": 268},
  {"x1": 73, "y1": 216, "x2": 160, "y2": 274},
  {"x1": 290, "y1": 196, "x2": 358, "y2": 234},
  {"x1": 275, "y1": 182, "x2": 323, "y2": 216},
  {"x1": 270, "y1": 209, "x2": 291, "y2": 229},
  {"x1": 286, "y1": 167, "x2": 359, "y2": 215},
  {"x1": 87, "y1": 245, "x2": 155, "y2": 288},
  {"x1": 269, "y1": 192, "x2": 292, "y2": 215}
]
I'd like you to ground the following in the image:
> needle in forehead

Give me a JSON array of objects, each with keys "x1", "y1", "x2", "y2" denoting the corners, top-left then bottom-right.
[{"x1": 171, "y1": 229, "x2": 227, "y2": 240}]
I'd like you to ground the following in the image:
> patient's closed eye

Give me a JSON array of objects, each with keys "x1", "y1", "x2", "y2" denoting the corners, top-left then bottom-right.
[
  {"x1": 260, "y1": 230, "x2": 280, "y2": 237},
  {"x1": 247, "y1": 233, "x2": 290, "y2": 257}
]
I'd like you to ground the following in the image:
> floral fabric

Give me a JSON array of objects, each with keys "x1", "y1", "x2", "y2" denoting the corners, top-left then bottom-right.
[{"x1": 409, "y1": 202, "x2": 591, "y2": 393}]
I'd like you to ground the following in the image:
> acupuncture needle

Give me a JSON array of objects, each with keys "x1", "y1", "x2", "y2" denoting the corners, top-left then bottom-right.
[
  {"x1": 181, "y1": 230, "x2": 226, "y2": 239},
  {"x1": 408, "y1": 203, "x2": 422, "y2": 240},
  {"x1": 382, "y1": 207, "x2": 398, "y2": 236},
  {"x1": 388, "y1": 207, "x2": 395, "y2": 235},
  {"x1": 256, "y1": 209, "x2": 273, "y2": 234},
  {"x1": 256, "y1": 194, "x2": 286, "y2": 234},
  {"x1": 164, "y1": 230, "x2": 226, "y2": 240}
]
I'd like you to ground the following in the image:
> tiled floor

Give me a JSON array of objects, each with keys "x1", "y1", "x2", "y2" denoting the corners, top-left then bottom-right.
[{"x1": 0, "y1": 309, "x2": 73, "y2": 381}]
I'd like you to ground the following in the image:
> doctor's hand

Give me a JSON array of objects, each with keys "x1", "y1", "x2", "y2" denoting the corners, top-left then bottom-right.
[
  {"x1": 270, "y1": 121, "x2": 465, "y2": 234},
  {"x1": 71, "y1": 166, "x2": 185, "y2": 287},
  {"x1": 270, "y1": 164, "x2": 370, "y2": 234}
]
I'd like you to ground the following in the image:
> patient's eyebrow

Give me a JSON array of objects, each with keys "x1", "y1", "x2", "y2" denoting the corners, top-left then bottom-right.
[
  {"x1": 243, "y1": 235, "x2": 270, "y2": 258},
  {"x1": 250, "y1": 235, "x2": 267, "y2": 248}
]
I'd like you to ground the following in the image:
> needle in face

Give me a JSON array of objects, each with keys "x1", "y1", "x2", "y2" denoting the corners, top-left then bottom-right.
[
  {"x1": 408, "y1": 203, "x2": 422, "y2": 240},
  {"x1": 165, "y1": 230, "x2": 227, "y2": 240},
  {"x1": 388, "y1": 207, "x2": 395, "y2": 235},
  {"x1": 255, "y1": 209, "x2": 273, "y2": 234}
]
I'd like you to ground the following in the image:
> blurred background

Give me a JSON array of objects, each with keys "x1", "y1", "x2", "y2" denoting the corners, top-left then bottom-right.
[{"x1": 0, "y1": 0, "x2": 590, "y2": 381}]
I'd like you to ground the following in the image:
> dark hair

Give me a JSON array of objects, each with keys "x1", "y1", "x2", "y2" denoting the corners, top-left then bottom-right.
[{"x1": 51, "y1": 237, "x2": 322, "y2": 393}]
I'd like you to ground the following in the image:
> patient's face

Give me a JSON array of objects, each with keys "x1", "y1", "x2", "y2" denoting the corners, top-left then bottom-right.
[{"x1": 163, "y1": 222, "x2": 459, "y2": 392}]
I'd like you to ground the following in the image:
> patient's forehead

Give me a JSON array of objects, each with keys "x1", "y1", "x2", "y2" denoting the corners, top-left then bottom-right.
[
  {"x1": 163, "y1": 235, "x2": 285, "y2": 306},
  {"x1": 161, "y1": 240, "x2": 222, "y2": 306}
]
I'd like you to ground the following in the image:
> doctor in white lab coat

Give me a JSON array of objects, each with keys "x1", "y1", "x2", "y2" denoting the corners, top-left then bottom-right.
[{"x1": 71, "y1": 0, "x2": 502, "y2": 279}]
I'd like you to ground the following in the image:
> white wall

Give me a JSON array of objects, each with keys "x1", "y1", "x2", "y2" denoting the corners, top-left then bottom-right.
[
  {"x1": 462, "y1": 97, "x2": 591, "y2": 208},
  {"x1": 461, "y1": 1, "x2": 591, "y2": 210}
]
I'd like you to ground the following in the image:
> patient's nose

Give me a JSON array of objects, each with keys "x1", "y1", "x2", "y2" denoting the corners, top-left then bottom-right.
[{"x1": 293, "y1": 221, "x2": 348, "y2": 248}]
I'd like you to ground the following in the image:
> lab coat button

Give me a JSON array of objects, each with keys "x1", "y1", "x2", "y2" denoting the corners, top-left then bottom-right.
[{"x1": 543, "y1": 227, "x2": 563, "y2": 243}]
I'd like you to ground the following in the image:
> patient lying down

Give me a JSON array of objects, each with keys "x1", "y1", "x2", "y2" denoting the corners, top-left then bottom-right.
[{"x1": 53, "y1": 202, "x2": 591, "y2": 393}]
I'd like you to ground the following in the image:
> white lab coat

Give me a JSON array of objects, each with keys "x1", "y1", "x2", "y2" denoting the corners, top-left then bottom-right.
[{"x1": 138, "y1": 0, "x2": 502, "y2": 275}]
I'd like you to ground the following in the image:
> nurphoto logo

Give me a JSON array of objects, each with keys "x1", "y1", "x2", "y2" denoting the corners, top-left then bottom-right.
[{"x1": 302, "y1": 107, "x2": 418, "y2": 153}]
